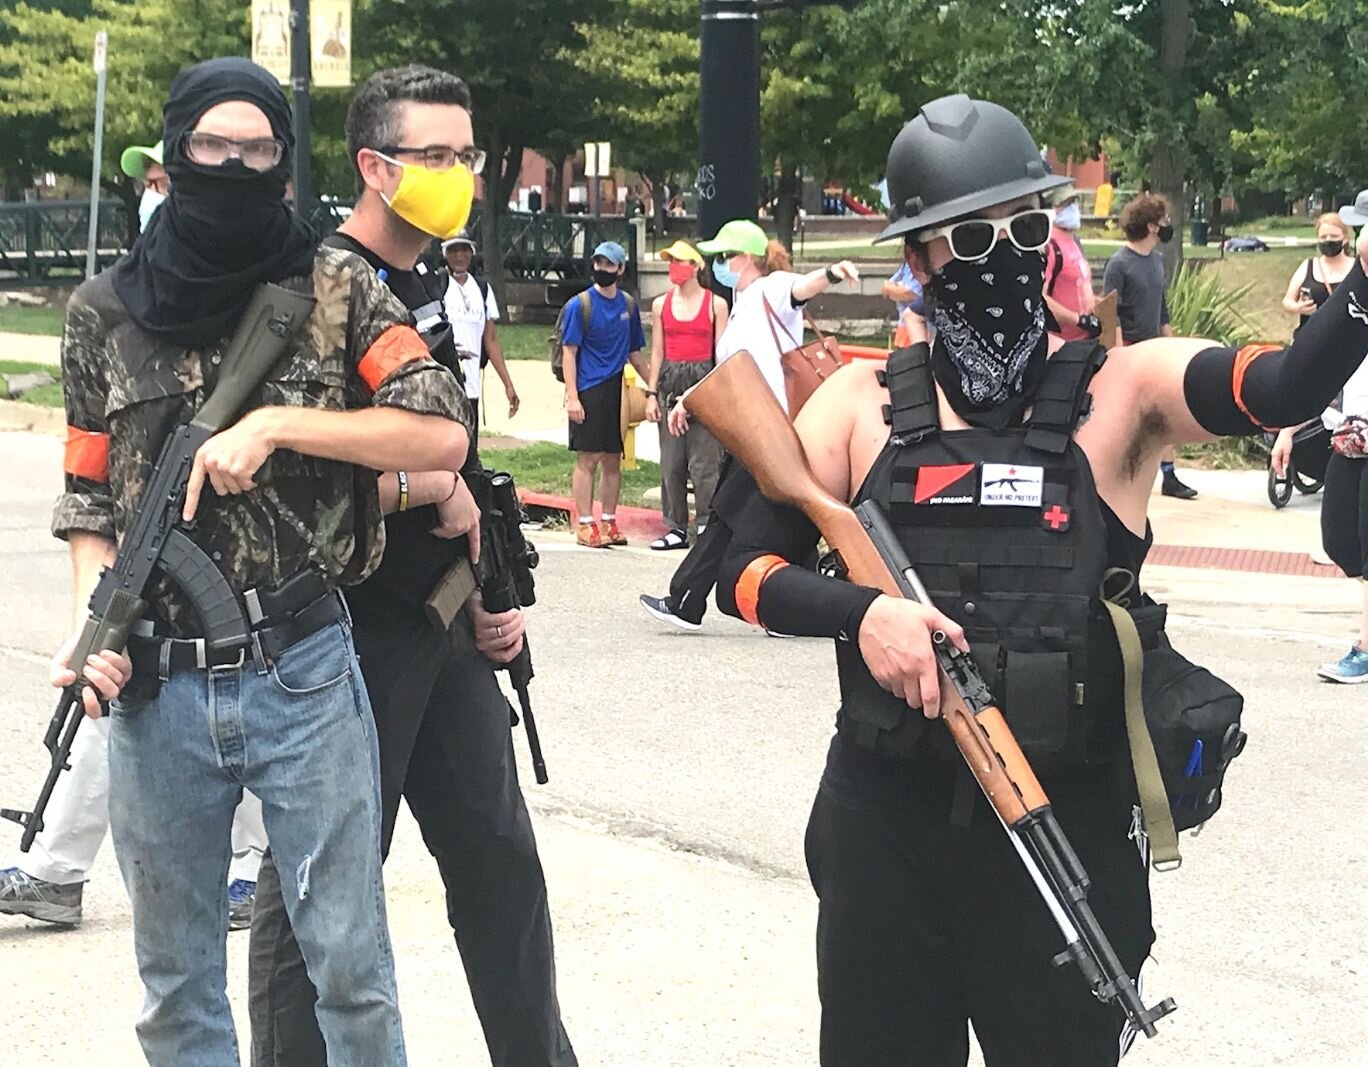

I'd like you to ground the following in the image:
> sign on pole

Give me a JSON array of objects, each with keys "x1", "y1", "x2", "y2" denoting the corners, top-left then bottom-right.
[
  {"x1": 86, "y1": 30, "x2": 109, "y2": 280},
  {"x1": 252, "y1": 0, "x2": 351, "y2": 87}
]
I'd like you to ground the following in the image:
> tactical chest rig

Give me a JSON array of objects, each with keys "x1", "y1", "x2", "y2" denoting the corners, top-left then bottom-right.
[{"x1": 838, "y1": 340, "x2": 1118, "y2": 768}]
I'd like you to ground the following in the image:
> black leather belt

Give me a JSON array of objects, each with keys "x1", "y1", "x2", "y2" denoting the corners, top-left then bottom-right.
[{"x1": 129, "y1": 590, "x2": 348, "y2": 676}]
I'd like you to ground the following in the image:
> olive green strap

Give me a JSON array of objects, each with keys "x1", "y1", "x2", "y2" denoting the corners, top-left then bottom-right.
[{"x1": 1101, "y1": 599, "x2": 1182, "y2": 871}]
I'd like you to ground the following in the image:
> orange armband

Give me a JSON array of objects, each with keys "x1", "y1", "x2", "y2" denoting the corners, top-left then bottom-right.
[
  {"x1": 64, "y1": 426, "x2": 109, "y2": 483},
  {"x1": 733, "y1": 553, "x2": 790, "y2": 626},
  {"x1": 357, "y1": 324, "x2": 429, "y2": 395}
]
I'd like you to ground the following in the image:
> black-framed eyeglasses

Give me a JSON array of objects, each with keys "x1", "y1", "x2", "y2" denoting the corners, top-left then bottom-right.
[
  {"x1": 183, "y1": 131, "x2": 285, "y2": 172},
  {"x1": 920, "y1": 208, "x2": 1055, "y2": 262},
  {"x1": 379, "y1": 144, "x2": 486, "y2": 175}
]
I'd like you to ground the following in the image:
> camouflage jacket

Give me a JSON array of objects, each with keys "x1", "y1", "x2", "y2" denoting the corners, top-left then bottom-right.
[{"x1": 53, "y1": 244, "x2": 471, "y2": 637}]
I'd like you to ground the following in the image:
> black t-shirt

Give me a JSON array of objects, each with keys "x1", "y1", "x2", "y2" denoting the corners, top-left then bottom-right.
[{"x1": 323, "y1": 232, "x2": 468, "y2": 627}]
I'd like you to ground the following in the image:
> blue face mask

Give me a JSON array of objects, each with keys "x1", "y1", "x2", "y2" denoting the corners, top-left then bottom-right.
[
  {"x1": 712, "y1": 257, "x2": 739, "y2": 288},
  {"x1": 138, "y1": 188, "x2": 166, "y2": 233},
  {"x1": 1055, "y1": 203, "x2": 1081, "y2": 231}
]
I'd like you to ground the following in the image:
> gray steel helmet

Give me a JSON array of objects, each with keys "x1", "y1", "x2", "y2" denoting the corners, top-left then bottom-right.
[{"x1": 874, "y1": 95, "x2": 1073, "y2": 244}]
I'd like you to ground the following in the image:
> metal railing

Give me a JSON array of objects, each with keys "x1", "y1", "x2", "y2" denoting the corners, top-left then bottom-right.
[
  {"x1": 0, "y1": 200, "x2": 130, "y2": 285},
  {"x1": 0, "y1": 199, "x2": 638, "y2": 293}
]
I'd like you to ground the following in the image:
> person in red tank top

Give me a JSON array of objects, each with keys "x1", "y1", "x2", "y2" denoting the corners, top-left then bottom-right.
[{"x1": 645, "y1": 241, "x2": 729, "y2": 549}]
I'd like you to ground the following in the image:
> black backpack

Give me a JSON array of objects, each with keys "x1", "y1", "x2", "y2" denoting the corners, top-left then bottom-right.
[{"x1": 549, "y1": 290, "x2": 638, "y2": 383}]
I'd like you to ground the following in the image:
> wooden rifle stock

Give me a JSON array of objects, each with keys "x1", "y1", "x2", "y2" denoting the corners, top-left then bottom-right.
[{"x1": 683, "y1": 353, "x2": 1048, "y2": 828}]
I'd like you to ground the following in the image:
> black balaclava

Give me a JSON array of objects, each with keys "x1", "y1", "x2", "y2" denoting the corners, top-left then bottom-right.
[
  {"x1": 927, "y1": 242, "x2": 1049, "y2": 430},
  {"x1": 111, "y1": 57, "x2": 317, "y2": 350}
]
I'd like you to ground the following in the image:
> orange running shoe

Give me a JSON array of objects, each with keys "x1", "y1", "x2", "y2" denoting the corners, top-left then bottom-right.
[
  {"x1": 576, "y1": 521, "x2": 604, "y2": 548},
  {"x1": 601, "y1": 518, "x2": 627, "y2": 546}
]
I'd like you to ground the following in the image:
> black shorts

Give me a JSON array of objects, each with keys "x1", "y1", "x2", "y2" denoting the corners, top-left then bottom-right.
[{"x1": 568, "y1": 373, "x2": 623, "y2": 454}]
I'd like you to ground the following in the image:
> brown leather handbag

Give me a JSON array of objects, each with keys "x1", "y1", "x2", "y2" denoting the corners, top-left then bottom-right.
[{"x1": 763, "y1": 294, "x2": 844, "y2": 415}]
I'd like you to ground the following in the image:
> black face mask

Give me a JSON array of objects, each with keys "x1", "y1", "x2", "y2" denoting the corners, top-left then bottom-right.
[
  {"x1": 1156, "y1": 222, "x2": 1175, "y2": 243},
  {"x1": 111, "y1": 57, "x2": 316, "y2": 350},
  {"x1": 593, "y1": 268, "x2": 621, "y2": 288},
  {"x1": 1319, "y1": 239, "x2": 1346, "y2": 257},
  {"x1": 928, "y1": 242, "x2": 1048, "y2": 430}
]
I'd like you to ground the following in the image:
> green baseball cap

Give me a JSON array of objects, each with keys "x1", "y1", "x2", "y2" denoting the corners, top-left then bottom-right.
[
  {"x1": 120, "y1": 141, "x2": 164, "y2": 180},
  {"x1": 697, "y1": 218, "x2": 768, "y2": 257}
]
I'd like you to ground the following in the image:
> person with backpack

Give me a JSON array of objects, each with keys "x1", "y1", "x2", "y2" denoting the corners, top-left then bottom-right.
[
  {"x1": 442, "y1": 231, "x2": 519, "y2": 456},
  {"x1": 645, "y1": 240, "x2": 729, "y2": 550},
  {"x1": 557, "y1": 240, "x2": 650, "y2": 548},
  {"x1": 1043, "y1": 194, "x2": 1102, "y2": 342},
  {"x1": 710, "y1": 93, "x2": 1368, "y2": 1065}
]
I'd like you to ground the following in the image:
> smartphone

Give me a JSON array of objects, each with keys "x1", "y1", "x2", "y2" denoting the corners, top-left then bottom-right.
[{"x1": 1299, "y1": 286, "x2": 1314, "y2": 303}]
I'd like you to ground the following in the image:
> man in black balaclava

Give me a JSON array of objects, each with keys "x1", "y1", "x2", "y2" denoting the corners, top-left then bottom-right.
[
  {"x1": 707, "y1": 94, "x2": 1368, "y2": 1064},
  {"x1": 48, "y1": 57, "x2": 471, "y2": 1065}
]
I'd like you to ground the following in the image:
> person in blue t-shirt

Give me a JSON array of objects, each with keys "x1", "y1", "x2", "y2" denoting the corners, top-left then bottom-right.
[{"x1": 560, "y1": 240, "x2": 651, "y2": 547}]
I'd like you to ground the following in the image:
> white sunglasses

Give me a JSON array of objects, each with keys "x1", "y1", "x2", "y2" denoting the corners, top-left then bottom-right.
[{"x1": 919, "y1": 208, "x2": 1055, "y2": 262}]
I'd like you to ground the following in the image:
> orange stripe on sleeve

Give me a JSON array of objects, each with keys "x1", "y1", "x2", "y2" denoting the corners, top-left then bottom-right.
[
  {"x1": 64, "y1": 426, "x2": 109, "y2": 483},
  {"x1": 357, "y1": 324, "x2": 429, "y2": 395},
  {"x1": 1231, "y1": 343, "x2": 1282, "y2": 426},
  {"x1": 734, "y1": 554, "x2": 790, "y2": 627}
]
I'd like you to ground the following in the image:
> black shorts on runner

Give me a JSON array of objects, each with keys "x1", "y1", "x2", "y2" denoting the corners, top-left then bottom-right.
[{"x1": 569, "y1": 372, "x2": 623, "y2": 454}]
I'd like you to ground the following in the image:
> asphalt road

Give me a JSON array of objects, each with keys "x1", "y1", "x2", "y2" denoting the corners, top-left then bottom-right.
[{"x1": 1, "y1": 428, "x2": 1365, "y2": 1066}]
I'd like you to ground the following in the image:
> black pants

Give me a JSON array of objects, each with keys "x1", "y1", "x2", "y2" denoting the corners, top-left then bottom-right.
[
  {"x1": 665, "y1": 456, "x2": 743, "y2": 624},
  {"x1": 806, "y1": 737, "x2": 1154, "y2": 1067},
  {"x1": 248, "y1": 612, "x2": 576, "y2": 1067},
  {"x1": 1322, "y1": 452, "x2": 1368, "y2": 577}
]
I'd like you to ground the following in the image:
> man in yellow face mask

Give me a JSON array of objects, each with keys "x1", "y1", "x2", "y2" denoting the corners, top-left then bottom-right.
[{"x1": 247, "y1": 64, "x2": 578, "y2": 1067}]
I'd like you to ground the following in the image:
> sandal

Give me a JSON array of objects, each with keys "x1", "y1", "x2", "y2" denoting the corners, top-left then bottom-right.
[{"x1": 650, "y1": 529, "x2": 689, "y2": 551}]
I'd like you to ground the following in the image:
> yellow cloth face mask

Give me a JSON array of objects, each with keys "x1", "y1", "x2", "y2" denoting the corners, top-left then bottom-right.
[{"x1": 377, "y1": 152, "x2": 474, "y2": 239}]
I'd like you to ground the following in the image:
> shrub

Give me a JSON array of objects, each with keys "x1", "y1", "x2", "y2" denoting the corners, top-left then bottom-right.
[{"x1": 1165, "y1": 263, "x2": 1260, "y2": 346}]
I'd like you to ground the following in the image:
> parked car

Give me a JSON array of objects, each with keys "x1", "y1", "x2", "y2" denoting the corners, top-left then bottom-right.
[{"x1": 1222, "y1": 235, "x2": 1269, "y2": 253}]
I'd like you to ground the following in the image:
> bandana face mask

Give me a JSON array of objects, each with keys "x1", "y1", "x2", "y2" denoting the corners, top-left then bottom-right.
[
  {"x1": 377, "y1": 152, "x2": 474, "y2": 239},
  {"x1": 928, "y1": 242, "x2": 1048, "y2": 427}
]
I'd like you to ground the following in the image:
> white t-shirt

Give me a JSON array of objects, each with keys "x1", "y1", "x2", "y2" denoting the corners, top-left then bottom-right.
[
  {"x1": 1323, "y1": 358, "x2": 1368, "y2": 428},
  {"x1": 715, "y1": 270, "x2": 804, "y2": 413},
  {"x1": 442, "y1": 273, "x2": 501, "y2": 400}
]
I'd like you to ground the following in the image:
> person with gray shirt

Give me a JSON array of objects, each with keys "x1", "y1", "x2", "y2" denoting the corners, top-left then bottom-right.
[{"x1": 1104, "y1": 192, "x2": 1198, "y2": 498}]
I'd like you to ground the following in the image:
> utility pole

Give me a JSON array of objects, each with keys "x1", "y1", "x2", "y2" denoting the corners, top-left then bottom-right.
[
  {"x1": 85, "y1": 30, "x2": 108, "y2": 280},
  {"x1": 697, "y1": 1, "x2": 761, "y2": 240},
  {"x1": 289, "y1": 0, "x2": 312, "y2": 216}
]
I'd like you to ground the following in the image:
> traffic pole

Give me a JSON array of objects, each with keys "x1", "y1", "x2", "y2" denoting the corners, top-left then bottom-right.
[
  {"x1": 85, "y1": 30, "x2": 108, "y2": 280},
  {"x1": 697, "y1": 0, "x2": 761, "y2": 241},
  {"x1": 289, "y1": 0, "x2": 312, "y2": 216}
]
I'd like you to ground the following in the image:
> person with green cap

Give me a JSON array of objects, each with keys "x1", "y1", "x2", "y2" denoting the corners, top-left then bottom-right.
[
  {"x1": 639, "y1": 218, "x2": 857, "y2": 630},
  {"x1": 120, "y1": 140, "x2": 169, "y2": 232}
]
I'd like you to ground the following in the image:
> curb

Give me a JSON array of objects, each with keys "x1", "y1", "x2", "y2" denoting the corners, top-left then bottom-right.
[
  {"x1": 519, "y1": 490, "x2": 668, "y2": 541},
  {"x1": 0, "y1": 398, "x2": 63, "y2": 436}
]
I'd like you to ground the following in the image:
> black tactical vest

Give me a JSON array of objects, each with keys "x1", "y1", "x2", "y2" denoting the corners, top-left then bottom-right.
[{"x1": 837, "y1": 340, "x2": 1119, "y2": 769}]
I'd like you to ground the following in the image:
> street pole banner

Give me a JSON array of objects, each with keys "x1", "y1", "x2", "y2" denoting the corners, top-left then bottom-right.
[
  {"x1": 252, "y1": 0, "x2": 350, "y2": 86},
  {"x1": 311, "y1": 0, "x2": 351, "y2": 87},
  {"x1": 252, "y1": 0, "x2": 291, "y2": 83}
]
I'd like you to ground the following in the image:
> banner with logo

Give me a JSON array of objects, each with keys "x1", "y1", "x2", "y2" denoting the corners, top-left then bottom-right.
[{"x1": 251, "y1": 0, "x2": 351, "y2": 87}]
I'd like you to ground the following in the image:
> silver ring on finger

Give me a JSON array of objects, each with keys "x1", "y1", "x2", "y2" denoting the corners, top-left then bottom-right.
[{"x1": 496, "y1": 625, "x2": 503, "y2": 638}]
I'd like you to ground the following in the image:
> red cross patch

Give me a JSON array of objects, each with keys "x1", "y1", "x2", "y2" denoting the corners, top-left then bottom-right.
[{"x1": 1042, "y1": 503, "x2": 1070, "y2": 532}]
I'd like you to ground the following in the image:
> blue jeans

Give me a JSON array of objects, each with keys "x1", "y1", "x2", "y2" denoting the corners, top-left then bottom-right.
[{"x1": 108, "y1": 620, "x2": 405, "y2": 1066}]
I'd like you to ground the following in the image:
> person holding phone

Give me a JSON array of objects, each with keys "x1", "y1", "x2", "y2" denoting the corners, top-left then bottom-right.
[{"x1": 1282, "y1": 212, "x2": 1356, "y2": 330}]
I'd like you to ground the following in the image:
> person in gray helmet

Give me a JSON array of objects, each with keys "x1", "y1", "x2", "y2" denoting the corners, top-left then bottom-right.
[{"x1": 710, "y1": 93, "x2": 1368, "y2": 1064}]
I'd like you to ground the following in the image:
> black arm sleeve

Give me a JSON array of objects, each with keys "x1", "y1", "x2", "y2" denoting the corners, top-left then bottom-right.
[
  {"x1": 714, "y1": 467, "x2": 882, "y2": 639},
  {"x1": 1183, "y1": 259, "x2": 1368, "y2": 435}
]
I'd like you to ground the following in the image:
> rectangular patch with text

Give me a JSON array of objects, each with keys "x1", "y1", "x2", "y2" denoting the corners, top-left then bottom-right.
[
  {"x1": 980, "y1": 463, "x2": 1043, "y2": 507},
  {"x1": 914, "y1": 463, "x2": 977, "y2": 506}
]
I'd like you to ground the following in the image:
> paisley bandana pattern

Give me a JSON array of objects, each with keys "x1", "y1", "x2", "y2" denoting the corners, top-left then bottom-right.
[{"x1": 929, "y1": 243, "x2": 1048, "y2": 416}]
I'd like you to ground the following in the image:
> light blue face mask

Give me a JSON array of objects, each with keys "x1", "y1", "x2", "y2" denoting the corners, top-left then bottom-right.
[
  {"x1": 712, "y1": 257, "x2": 739, "y2": 288},
  {"x1": 1055, "y1": 202, "x2": 1082, "y2": 231},
  {"x1": 138, "y1": 188, "x2": 166, "y2": 233}
]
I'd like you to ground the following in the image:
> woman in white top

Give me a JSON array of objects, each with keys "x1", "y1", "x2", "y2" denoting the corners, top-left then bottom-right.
[{"x1": 643, "y1": 218, "x2": 858, "y2": 632}]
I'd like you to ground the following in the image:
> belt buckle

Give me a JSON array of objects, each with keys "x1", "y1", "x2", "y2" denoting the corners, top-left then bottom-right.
[{"x1": 198, "y1": 638, "x2": 246, "y2": 672}]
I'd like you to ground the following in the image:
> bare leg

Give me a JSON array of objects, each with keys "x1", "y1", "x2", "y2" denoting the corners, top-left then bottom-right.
[
  {"x1": 600, "y1": 452, "x2": 622, "y2": 516},
  {"x1": 572, "y1": 453, "x2": 599, "y2": 520}
]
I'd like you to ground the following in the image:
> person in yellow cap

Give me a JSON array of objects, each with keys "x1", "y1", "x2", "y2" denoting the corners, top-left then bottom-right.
[
  {"x1": 119, "y1": 140, "x2": 168, "y2": 232},
  {"x1": 639, "y1": 218, "x2": 858, "y2": 630},
  {"x1": 644, "y1": 240, "x2": 729, "y2": 550}
]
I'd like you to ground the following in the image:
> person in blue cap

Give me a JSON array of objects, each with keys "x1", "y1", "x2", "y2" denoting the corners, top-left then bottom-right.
[{"x1": 559, "y1": 240, "x2": 650, "y2": 548}]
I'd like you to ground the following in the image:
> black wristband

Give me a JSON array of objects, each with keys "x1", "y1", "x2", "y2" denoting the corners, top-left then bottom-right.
[{"x1": 825, "y1": 265, "x2": 841, "y2": 284}]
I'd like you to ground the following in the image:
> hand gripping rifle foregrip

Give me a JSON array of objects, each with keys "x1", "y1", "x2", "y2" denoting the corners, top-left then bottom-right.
[
  {"x1": 1, "y1": 284, "x2": 315, "y2": 852},
  {"x1": 683, "y1": 352, "x2": 1176, "y2": 1039}
]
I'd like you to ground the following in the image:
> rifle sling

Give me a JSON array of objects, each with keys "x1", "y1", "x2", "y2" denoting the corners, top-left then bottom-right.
[{"x1": 1100, "y1": 597, "x2": 1181, "y2": 870}]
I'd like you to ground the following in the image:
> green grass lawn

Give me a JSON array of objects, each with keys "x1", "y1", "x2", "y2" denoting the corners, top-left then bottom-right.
[
  {"x1": 0, "y1": 304, "x2": 65, "y2": 336},
  {"x1": 0, "y1": 359, "x2": 62, "y2": 406},
  {"x1": 484, "y1": 440, "x2": 661, "y2": 509}
]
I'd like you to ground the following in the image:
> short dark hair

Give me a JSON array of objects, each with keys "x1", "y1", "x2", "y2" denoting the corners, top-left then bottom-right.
[
  {"x1": 1120, "y1": 192, "x2": 1170, "y2": 241},
  {"x1": 345, "y1": 65, "x2": 472, "y2": 177}
]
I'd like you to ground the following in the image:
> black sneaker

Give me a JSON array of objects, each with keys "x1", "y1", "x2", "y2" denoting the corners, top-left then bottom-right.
[
  {"x1": 638, "y1": 594, "x2": 701, "y2": 632},
  {"x1": 1161, "y1": 471, "x2": 1198, "y2": 499}
]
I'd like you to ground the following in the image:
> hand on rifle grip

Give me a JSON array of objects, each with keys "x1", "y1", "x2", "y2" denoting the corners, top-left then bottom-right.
[
  {"x1": 857, "y1": 595, "x2": 967, "y2": 718},
  {"x1": 50, "y1": 630, "x2": 132, "y2": 719}
]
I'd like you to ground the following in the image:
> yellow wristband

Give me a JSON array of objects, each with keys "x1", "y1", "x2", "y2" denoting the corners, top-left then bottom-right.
[{"x1": 396, "y1": 470, "x2": 410, "y2": 513}]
